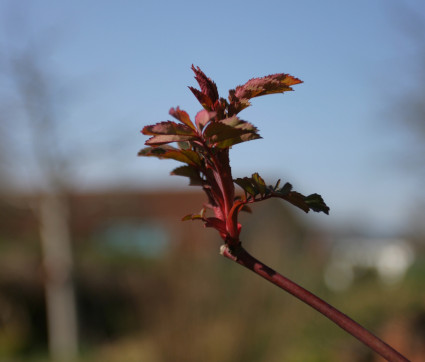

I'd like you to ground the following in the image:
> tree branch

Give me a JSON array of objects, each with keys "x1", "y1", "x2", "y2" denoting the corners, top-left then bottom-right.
[{"x1": 220, "y1": 244, "x2": 410, "y2": 362}]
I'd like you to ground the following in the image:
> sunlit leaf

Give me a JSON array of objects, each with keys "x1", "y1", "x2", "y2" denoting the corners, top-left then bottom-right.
[
  {"x1": 142, "y1": 121, "x2": 195, "y2": 136},
  {"x1": 220, "y1": 116, "x2": 259, "y2": 134},
  {"x1": 142, "y1": 121, "x2": 196, "y2": 145},
  {"x1": 145, "y1": 134, "x2": 195, "y2": 145},
  {"x1": 204, "y1": 121, "x2": 261, "y2": 148},
  {"x1": 191, "y1": 65, "x2": 219, "y2": 103},
  {"x1": 169, "y1": 107, "x2": 196, "y2": 131},
  {"x1": 188, "y1": 86, "x2": 213, "y2": 110},
  {"x1": 195, "y1": 110, "x2": 216, "y2": 131},
  {"x1": 228, "y1": 89, "x2": 251, "y2": 115},
  {"x1": 234, "y1": 73, "x2": 302, "y2": 100}
]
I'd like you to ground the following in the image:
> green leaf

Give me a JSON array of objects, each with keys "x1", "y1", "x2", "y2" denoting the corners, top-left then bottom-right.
[
  {"x1": 171, "y1": 165, "x2": 203, "y2": 186},
  {"x1": 182, "y1": 208, "x2": 206, "y2": 221},
  {"x1": 178, "y1": 141, "x2": 191, "y2": 150},
  {"x1": 305, "y1": 194, "x2": 330, "y2": 214},
  {"x1": 234, "y1": 177, "x2": 259, "y2": 196},
  {"x1": 252, "y1": 172, "x2": 266, "y2": 195},
  {"x1": 271, "y1": 185, "x2": 330, "y2": 215},
  {"x1": 279, "y1": 191, "x2": 311, "y2": 213},
  {"x1": 280, "y1": 182, "x2": 293, "y2": 195},
  {"x1": 182, "y1": 213, "x2": 203, "y2": 221}
]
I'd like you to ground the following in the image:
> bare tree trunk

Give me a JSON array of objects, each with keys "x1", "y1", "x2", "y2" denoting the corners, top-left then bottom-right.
[{"x1": 38, "y1": 192, "x2": 78, "y2": 361}]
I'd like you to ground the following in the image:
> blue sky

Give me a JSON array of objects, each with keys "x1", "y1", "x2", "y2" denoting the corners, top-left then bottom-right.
[{"x1": 1, "y1": 0, "x2": 424, "y2": 234}]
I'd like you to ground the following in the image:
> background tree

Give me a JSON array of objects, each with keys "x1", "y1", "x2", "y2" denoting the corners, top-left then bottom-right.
[{"x1": 0, "y1": 35, "x2": 79, "y2": 362}]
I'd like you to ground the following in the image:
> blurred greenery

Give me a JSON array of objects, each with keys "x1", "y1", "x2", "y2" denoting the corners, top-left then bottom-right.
[{"x1": 0, "y1": 195, "x2": 424, "y2": 361}]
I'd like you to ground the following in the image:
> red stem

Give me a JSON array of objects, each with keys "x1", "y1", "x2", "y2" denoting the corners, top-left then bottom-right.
[
  {"x1": 201, "y1": 141, "x2": 233, "y2": 222},
  {"x1": 220, "y1": 244, "x2": 410, "y2": 362}
]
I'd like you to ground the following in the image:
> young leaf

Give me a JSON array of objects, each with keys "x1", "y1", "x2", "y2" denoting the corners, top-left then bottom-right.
[
  {"x1": 279, "y1": 190, "x2": 312, "y2": 213},
  {"x1": 251, "y1": 173, "x2": 267, "y2": 195},
  {"x1": 226, "y1": 200, "x2": 246, "y2": 239},
  {"x1": 182, "y1": 208, "x2": 207, "y2": 221},
  {"x1": 145, "y1": 134, "x2": 195, "y2": 145},
  {"x1": 204, "y1": 217, "x2": 227, "y2": 235},
  {"x1": 228, "y1": 89, "x2": 251, "y2": 115},
  {"x1": 272, "y1": 187, "x2": 329, "y2": 215},
  {"x1": 182, "y1": 213, "x2": 203, "y2": 221},
  {"x1": 305, "y1": 194, "x2": 330, "y2": 214},
  {"x1": 169, "y1": 107, "x2": 196, "y2": 131},
  {"x1": 203, "y1": 121, "x2": 261, "y2": 148},
  {"x1": 142, "y1": 121, "x2": 197, "y2": 146},
  {"x1": 220, "y1": 116, "x2": 260, "y2": 133},
  {"x1": 234, "y1": 73, "x2": 302, "y2": 100},
  {"x1": 191, "y1": 65, "x2": 219, "y2": 104},
  {"x1": 216, "y1": 133, "x2": 261, "y2": 149},
  {"x1": 188, "y1": 86, "x2": 214, "y2": 110},
  {"x1": 234, "y1": 177, "x2": 259, "y2": 196},
  {"x1": 195, "y1": 110, "x2": 216, "y2": 131},
  {"x1": 280, "y1": 182, "x2": 293, "y2": 195},
  {"x1": 142, "y1": 121, "x2": 195, "y2": 136}
]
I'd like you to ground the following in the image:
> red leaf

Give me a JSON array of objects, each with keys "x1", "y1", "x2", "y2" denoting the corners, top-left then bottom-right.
[
  {"x1": 195, "y1": 110, "x2": 216, "y2": 130},
  {"x1": 227, "y1": 89, "x2": 252, "y2": 115},
  {"x1": 142, "y1": 121, "x2": 195, "y2": 136},
  {"x1": 142, "y1": 121, "x2": 196, "y2": 146},
  {"x1": 191, "y1": 65, "x2": 219, "y2": 103},
  {"x1": 226, "y1": 200, "x2": 245, "y2": 239},
  {"x1": 188, "y1": 86, "x2": 214, "y2": 110},
  {"x1": 203, "y1": 118, "x2": 260, "y2": 147},
  {"x1": 234, "y1": 73, "x2": 302, "y2": 100},
  {"x1": 145, "y1": 134, "x2": 194, "y2": 146},
  {"x1": 169, "y1": 107, "x2": 196, "y2": 131},
  {"x1": 220, "y1": 116, "x2": 259, "y2": 132},
  {"x1": 204, "y1": 217, "x2": 227, "y2": 234},
  {"x1": 139, "y1": 146, "x2": 201, "y2": 166}
]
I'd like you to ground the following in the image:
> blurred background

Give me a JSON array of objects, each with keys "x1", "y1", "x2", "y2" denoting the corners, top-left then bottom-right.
[{"x1": 0, "y1": 0, "x2": 424, "y2": 361}]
